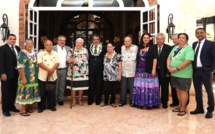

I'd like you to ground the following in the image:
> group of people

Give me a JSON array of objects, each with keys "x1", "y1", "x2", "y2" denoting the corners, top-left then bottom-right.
[{"x1": 0, "y1": 28, "x2": 214, "y2": 119}]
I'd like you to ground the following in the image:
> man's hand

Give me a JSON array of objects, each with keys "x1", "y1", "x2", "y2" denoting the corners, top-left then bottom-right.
[{"x1": 1, "y1": 74, "x2": 7, "y2": 81}]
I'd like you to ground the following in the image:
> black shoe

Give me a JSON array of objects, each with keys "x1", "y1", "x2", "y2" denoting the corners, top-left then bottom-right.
[
  {"x1": 88, "y1": 102, "x2": 93, "y2": 105},
  {"x1": 163, "y1": 104, "x2": 168, "y2": 109},
  {"x1": 130, "y1": 104, "x2": 135, "y2": 107},
  {"x1": 10, "y1": 108, "x2": 20, "y2": 112},
  {"x1": 170, "y1": 103, "x2": 179, "y2": 107},
  {"x1": 118, "y1": 103, "x2": 125, "y2": 107},
  {"x1": 58, "y1": 101, "x2": 64, "y2": 106},
  {"x1": 205, "y1": 111, "x2": 213, "y2": 118},
  {"x1": 49, "y1": 108, "x2": 56, "y2": 111},
  {"x1": 96, "y1": 102, "x2": 100, "y2": 105},
  {"x1": 38, "y1": 109, "x2": 44, "y2": 113},
  {"x1": 3, "y1": 111, "x2": 11, "y2": 117},
  {"x1": 190, "y1": 108, "x2": 204, "y2": 114}
]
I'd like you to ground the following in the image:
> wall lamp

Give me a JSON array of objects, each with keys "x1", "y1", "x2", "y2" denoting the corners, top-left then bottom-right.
[
  {"x1": 166, "y1": 13, "x2": 175, "y2": 42},
  {"x1": 0, "y1": 14, "x2": 9, "y2": 42}
]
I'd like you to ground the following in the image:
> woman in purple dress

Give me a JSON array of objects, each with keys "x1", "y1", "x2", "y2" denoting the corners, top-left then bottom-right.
[{"x1": 132, "y1": 33, "x2": 161, "y2": 108}]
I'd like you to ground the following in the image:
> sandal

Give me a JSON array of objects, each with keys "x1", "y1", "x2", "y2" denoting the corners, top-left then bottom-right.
[
  {"x1": 177, "y1": 111, "x2": 187, "y2": 116},
  {"x1": 100, "y1": 103, "x2": 107, "y2": 107},
  {"x1": 110, "y1": 103, "x2": 117, "y2": 108},
  {"x1": 118, "y1": 103, "x2": 125, "y2": 107},
  {"x1": 79, "y1": 102, "x2": 84, "y2": 106},
  {"x1": 20, "y1": 112, "x2": 30, "y2": 116},
  {"x1": 172, "y1": 108, "x2": 180, "y2": 112},
  {"x1": 26, "y1": 109, "x2": 34, "y2": 113}
]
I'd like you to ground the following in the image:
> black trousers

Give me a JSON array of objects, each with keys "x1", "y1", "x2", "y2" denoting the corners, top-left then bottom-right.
[
  {"x1": 38, "y1": 80, "x2": 56, "y2": 110},
  {"x1": 104, "y1": 81, "x2": 117, "y2": 104},
  {"x1": 193, "y1": 68, "x2": 214, "y2": 112},
  {"x1": 88, "y1": 73, "x2": 103, "y2": 104},
  {"x1": 158, "y1": 70, "x2": 170, "y2": 105},
  {"x1": 1, "y1": 76, "x2": 18, "y2": 112}
]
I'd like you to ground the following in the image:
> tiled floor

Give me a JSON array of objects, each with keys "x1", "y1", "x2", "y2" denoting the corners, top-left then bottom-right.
[{"x1": 0, "y1": 89, "x2": 215, "y2": 134}]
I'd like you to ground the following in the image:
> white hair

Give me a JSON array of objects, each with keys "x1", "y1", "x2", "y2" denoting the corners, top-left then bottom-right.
[
  {"x1": 76, "y1": 38, "x2": 84, "y2": 44},
  {"x1": 156, "y1": 33, "x2": 166, "y2": 39}
]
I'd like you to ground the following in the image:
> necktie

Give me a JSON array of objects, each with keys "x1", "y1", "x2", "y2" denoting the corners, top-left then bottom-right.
[
  {"x1": 11, "y1": 46, "x2": 16, "y2": 56},
  {"x1": 194, "y1": 41, "x2": 201, "y2": 68},
  {"x1": 158, "y1": 46, "x2": 161, "y2": 56},
  {"x1": 94, "y1": 45, "x2": 97, "y2": 54}
]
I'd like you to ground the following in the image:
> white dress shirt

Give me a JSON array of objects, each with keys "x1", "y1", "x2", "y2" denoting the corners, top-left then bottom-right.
[
  {"x1": 195, "y1": 38, "x2": 205, "y2": 67},
  {"x1": 57, "y1": 45, "x2": 67, "y2": 68}
]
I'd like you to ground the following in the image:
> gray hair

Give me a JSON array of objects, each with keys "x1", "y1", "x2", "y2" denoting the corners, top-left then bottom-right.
[
  {"x1": 156, "y1": 33, "x2": 166, "y2": 39},
  {"x1": 25, "y1": 38, "x2": 33, "y2": 45},
  {"x1": 58, "y1": 35, "x2": 66, "y2": 40},
  {"x1": 172, "y1": 33, "x2": 178, "y2": 38},
  {"x1": 76, "y1": 38, "x2": 84, "y2": 44}
]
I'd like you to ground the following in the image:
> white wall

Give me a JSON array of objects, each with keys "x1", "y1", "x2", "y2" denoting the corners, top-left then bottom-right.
[
  {"x1": 158, "y1": 0, "x2": 215, "y2": 45},
  {"x1": 0, "y1": 0, "x2": 19, "y2": 46},
  {"x1": 0, "y1": 0, "x2": 19, "y2": 103}
]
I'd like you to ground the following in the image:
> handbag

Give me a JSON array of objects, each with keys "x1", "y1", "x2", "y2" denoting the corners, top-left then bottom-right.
[{"x1": 45, "y1": 76, "x2": 56, "y2": 91}]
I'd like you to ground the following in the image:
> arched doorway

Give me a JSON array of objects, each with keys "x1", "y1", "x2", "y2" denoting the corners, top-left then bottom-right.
[{"x1": 60, "y1": 12, "x2": 114, "y2": 47}]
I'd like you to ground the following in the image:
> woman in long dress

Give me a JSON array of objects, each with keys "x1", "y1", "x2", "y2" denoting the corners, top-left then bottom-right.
[
  {"x1": 132, "y1": 33, "x2": 161, "y2": 108},
  {"x1": 16, "y1": 39, "x2": 41, "y2": 116},
  {"x1": 66, "y1": 38, "x2": 89, "y2": 106}
]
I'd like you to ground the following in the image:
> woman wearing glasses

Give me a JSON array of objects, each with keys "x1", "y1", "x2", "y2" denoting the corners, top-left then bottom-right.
[{"x1": 167, "y1": 33, "x2": 194, "y2": 116}]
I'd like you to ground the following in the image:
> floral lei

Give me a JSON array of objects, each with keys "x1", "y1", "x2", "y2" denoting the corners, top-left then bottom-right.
[
  {"x1": 90, "y1": 43, "x2": 102, "y2": 56},
  {"x1": 22, "y1": 50, "x2": 37, "y2": 63}
]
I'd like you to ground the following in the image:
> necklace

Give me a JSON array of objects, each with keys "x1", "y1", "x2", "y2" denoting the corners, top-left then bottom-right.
[
  {"x1": 171, "y1": 44, "x2": 187, "y2": 60},
  {"x1": 140, "y1": 47, "x2": 148, "y2": 61},
  {"x1": 22, "y1": 50, "x2": 37, "y2": 63},
  {"x1": 90, "y1": 43, "x2": 102, "y2": 56},
  {"x1": 104, "y1": 51, "x2": 116, "y2": 67}
]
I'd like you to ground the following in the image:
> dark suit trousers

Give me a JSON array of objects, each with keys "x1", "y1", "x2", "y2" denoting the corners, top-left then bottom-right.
[
  {"x1": 193, "y1": 68, "x2": 214, "y2": 112},
  {"x1": 158, "y1": 69, "x2": 170, "y2": 105},
  {"x1": 104, "y1": 81, "x2": 117, "y2": 104},
  {"x1": 1, "y1": 76, "x2": 18, "y2": 112},
  {"x1": 88, "y1": 73, "x2": 103, "y2": 104},
  {"x1": 38, "y1": 80, "x2": 56, "y2": 110}
]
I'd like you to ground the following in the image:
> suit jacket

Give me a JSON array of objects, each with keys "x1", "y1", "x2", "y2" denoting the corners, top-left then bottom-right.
[
  {"x1": 0, "y1": 44, "x2": 20, "y2": 79},
  {"x1": 192, "y1": 39, "x2": 215, "y2": 72},
  {"x1": 87, "y1": 44, "x2": 107, "y2": 75},
  {"x1": 52, "y1": 45, "x2": 71, "y2": 54},
  {"x1": 154, "y1": 44, "x2": 172, "y2": 78}
]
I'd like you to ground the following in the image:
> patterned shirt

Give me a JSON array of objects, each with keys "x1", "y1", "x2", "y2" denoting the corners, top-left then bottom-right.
[
  {"x1": 121, "y1": 44, "x2": 138, "y2": 77},
  {"x1": 103, "y1": 53, "x2": 122, "y2": 81},
  {"x1": 37, "y1": 50, "x2": 59, "y2": 81}
]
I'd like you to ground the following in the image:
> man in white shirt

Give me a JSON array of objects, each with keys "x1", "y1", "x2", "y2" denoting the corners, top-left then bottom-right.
[
  {"x1": 53, "y1": 35, "x2": 71, "y2": 106},
  {"x1": 118, "y1": 36, "x2": 138, "y2": 107}
]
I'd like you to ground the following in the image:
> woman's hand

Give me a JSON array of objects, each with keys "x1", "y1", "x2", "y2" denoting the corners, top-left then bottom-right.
[
  {"x1": 117, "y1": 75, "x2": 121, "y2": 82},
  {"x1": 67, "y1": 58, "x2": 74, "y2": 64},
  {"x1": 169, "y1": 68, "x2": 178, "y2": 73},
  {"x1": 21, "y1": 77, "x2": 27, "y2": 85},
  {"x1": 151, "y1": 69, "x2": 156, "y2": 77}
]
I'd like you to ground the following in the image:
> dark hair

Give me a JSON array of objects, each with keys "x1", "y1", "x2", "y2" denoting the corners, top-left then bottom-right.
[
  {"x1": 107, "y1": 42, "x2": 115, "y2": 47},
  {"x1": 92, "y1": 34, "x2": 101, "y2": 40},
  {"x1": 7, "y1": 34, "x2": 16, "y2": 39},
  {"x1": 139, "y1": 33, "x2": 153, "y2": 49},
  {"x1": 195, "y1": 28, "x2": 206, "y2": 33},
  {"x1": 178, "y1": 33, "x2": 189, "y2": 41}
]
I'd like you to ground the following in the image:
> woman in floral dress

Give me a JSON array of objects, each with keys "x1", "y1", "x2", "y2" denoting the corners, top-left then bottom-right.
[
  {"x1": 16, "y1": 39, "x2": 41, "y2": 116},
  {"x1": 66, "y1": 38, "x2": 89, "y2": 106}
]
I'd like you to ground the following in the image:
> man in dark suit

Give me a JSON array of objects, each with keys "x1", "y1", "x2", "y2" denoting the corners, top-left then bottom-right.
[
  {"x1": 0, "y1": 34, "x2": 20, "y2": 117},
  {"x1": 87, "y1": 34, "x2": 107, "y2": 105},
  {"x1": 190, "y1": 28, "x2": 215, "y2": 118},
  {"x1": 155, "y1": 33, "x2": 172, "y2": 108}
]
